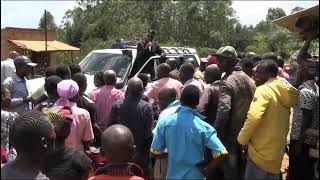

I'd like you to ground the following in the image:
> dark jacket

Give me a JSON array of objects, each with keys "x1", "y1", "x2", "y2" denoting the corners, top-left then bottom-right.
[
  {"x1": 109, "y1": 96, "x2": 154, "y2": 170},
  {"x1": 197, "y1": 81, "x2": 220, "y2": 126},
  {"x1": 131, "y1": 41, "x2": 164, "y2": 76},
  {"x1": 214, "y1": 69, "x2": 256, "y2": 146}
]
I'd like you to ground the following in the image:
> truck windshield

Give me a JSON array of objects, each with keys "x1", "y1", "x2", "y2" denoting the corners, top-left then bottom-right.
[{"x1": 79, "y1": 52, "x2": 132, "y2": 80}]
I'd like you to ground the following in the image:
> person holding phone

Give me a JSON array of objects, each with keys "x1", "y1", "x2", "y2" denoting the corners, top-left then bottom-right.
[{"x1": 131, "y1": 30, "x2": 166, "y2": 77}]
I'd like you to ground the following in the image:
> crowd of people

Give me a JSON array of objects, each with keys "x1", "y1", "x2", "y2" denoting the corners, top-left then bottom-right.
[{"x1": 1, "y1": 30, "x2": 319, "y2": 180}]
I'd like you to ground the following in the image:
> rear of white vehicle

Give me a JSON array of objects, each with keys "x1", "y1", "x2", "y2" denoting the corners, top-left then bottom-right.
[{"x1": 28, "y1": 46, "x2": 201, "y2": 96}]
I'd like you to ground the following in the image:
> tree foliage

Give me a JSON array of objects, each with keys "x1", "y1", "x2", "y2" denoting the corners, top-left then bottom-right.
[
  {"x1": 266, "y1": 7, "x2": 286, "y2": 21},
  {"x1": 38, "y1": 10, "x2": 58, "y2": 31},
  {"x1": 291, "y1": 6, "x2": 304, "y2": 14},
  {"x1": 50, "y1": 2, "x2": 318, "y2": 61}
]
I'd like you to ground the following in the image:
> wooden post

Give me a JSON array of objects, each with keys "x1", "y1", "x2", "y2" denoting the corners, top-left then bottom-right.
[
  {"x1": 71, "y1": 51, "x2": 74, "y2": 63},
  {"x1": 45, "y1": 10, "x2": 48, "y2": 67}
]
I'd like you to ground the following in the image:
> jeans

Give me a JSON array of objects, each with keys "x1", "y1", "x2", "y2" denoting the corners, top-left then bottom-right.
[{"x1": 245, "y1": 157, "x2": 280, "y2": 180}]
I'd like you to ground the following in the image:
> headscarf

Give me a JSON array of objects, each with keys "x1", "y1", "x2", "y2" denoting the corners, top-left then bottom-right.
[
  {"x1": 54, "y1": 80, "x2": 79, "y2": 138},
  {"x1": 55, "y1": 80, "x2": 79, "y2": 107},
  {"x1": 45, "y1": 107, "x2": 73, "y2": 138}
]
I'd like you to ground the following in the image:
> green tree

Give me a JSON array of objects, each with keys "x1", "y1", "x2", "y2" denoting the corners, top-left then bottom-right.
[
  {"x1": 57, "y1": 0, "x2": 318, "y2": 61},
  {"x1": 266, "y1": 7, "x2": 286, "y2": 21},
  {"x1": 291, "y1": 7, "x2": 304, "y2": 14},
  {"x1": 38, "y1": 10, "x2": 58, "y2": 31},
  {"x1": 61, "y1": 0, "x2": 236, "y2": 51}
]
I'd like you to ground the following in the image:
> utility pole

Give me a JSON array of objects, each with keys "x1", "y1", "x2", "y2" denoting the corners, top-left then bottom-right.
[{"x1": 45, "y1": 9, "x2": 48, "y2": 66}]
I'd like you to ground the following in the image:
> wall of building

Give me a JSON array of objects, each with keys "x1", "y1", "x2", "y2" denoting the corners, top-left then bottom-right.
[{"x1": 1, "y1": 27, "x2": 56, "y2": 60}]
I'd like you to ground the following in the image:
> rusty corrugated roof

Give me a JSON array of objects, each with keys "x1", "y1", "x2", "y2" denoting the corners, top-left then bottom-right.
[{"x1": 9, "y1": 40, "x2": 79, "y2": 52}]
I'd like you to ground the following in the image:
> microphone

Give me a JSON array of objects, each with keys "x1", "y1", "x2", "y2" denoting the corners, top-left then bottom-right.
[{"x1": 148, "y1": 42, "x2": 152, "y2": 51}]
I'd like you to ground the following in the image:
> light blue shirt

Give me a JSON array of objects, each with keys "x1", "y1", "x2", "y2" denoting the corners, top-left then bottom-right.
[
  {"x1": 3, "y1": 73, "x2": 30, "y2": 114},
  {"x1": 158, "y1": 100, "x2": 180, "y2": 119},
  {"x1": 151, "y1": 105, "x2": 227, "y2": 179},
  {"x1": 152, "y1": 100, "x2": 181, "y2": 135}
]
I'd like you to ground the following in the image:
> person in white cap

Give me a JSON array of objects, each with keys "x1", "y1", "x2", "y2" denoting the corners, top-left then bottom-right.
[
  {"x1": 3, "y1": 56, "x2": 37, "y2": 114},
  {"x1": 1, "y1": 51, "x2": 19, "y2": 84}
]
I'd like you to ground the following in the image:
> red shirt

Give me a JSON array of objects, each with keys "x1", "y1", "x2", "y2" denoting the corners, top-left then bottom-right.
[
  {"x1": 89, "y1": 175, "x2": 144, "y2": 180},
  {"x1": 88, "y1": 163, "x2": 144, "y2": 180}
]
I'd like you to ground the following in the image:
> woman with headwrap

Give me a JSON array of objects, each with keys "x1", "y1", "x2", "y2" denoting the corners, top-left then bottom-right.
[
  {"x1": 41, "y1": 107, "x2": 92, "y2": 180},
  {"x1": 53, "y1": 80, "x2": 94, "y2": 152}
]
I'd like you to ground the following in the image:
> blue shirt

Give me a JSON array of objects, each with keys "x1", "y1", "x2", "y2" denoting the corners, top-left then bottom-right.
[
  {"x1": 158, "y1": 100, "x2": 180, "y2": 119},
  {"x1": 3, "y1": 73, "x2": 30, "y2": 114},
  {"x1": 152, "y1": 100, "x2": 180, "y2": 135},
  {"x1": 151, "y1": 105, "x2": 228, "y2": 179}
]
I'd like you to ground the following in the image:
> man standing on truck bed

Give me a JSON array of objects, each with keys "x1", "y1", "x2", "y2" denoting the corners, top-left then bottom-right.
[{"x1": 131, "y1": 30, "x2": 166, "y2": 77}]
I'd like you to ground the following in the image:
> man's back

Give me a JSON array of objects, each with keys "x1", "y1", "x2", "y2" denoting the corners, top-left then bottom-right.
[
  {"x1": 216, "y1": 70, "x2": 256, "y2": 143},
  {"x1": 238, "y1": 78, "x2": 298, "y2": 174},
  {"x1": 65, "y1": 106, "x2": 94, "y2": 152},
  {"x1": 42, "y1": 147, "x2": 92, "y2": 179},
  {"x1": 1, "y1": 58, "x2": 16, "y2": 84},
  {"x1": 1, "y1": 163, "x2": 49, "y2": 180},
  {"x1": 109, "y1": 96, "x2": 153, "y2": 170},
  {"x1": 152, "y1": 106, "x2": 227, "y2": 179},
  {"x1": 197, "y1": 81, "x2": 220, "y2": 126},
  {"x1": 144, "y1": 78, "x2": 182, "y2": 103},
  {"x1": 90, "y1": 85, "x2": 124, "y2": 131}
]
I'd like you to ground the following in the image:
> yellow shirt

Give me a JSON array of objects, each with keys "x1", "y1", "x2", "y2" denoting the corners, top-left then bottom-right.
[
  {"x1": 238, "y1": 78, "x2": 298, "y2": 174},
  {"x1": 194, "y1": 68, "x2": 204, "y2": 83}
]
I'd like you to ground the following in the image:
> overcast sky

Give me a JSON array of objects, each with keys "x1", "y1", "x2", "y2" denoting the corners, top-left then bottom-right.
[{"x1": 1, "y1": 1, "x2": 319, "y2": 29}]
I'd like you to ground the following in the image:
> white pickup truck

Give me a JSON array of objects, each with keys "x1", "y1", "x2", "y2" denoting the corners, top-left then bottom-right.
[{"x1": 28, "y1": 47, "x2": 201, "y2": 95}]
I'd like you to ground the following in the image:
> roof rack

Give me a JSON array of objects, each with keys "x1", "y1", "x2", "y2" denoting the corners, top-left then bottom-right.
[
  {"x1": 123, "y1": 46, "x2": 195, "y2": 55},
  {"x1": 124, "y1": 45, "x2": 137, "y2": 49},
  {"x1": 162, "y1": 47, "x2": 194, "y2": 55}
]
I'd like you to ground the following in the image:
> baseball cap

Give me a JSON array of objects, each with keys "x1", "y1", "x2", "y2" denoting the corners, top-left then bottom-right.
[
  {"x1": 207, "y1": 55, "x2": 217, "y2": 64},
  {"x1": 213, "y1": 46, "x2": 238, "y2": 61},
  {"x1": 14, "y1": 56, "x2": 37, "y2": 67}
]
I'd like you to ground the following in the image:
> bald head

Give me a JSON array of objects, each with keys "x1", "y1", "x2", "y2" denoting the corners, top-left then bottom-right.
[
  {"x1": 166, "y1": 58, "x2": 178, "y2": 70},
  {"x1": 204, "y1": 64, "x2": 221, "y2": 84},
  {"x1": 185, "y1": 58, "x2": 198, "y2": 68},
  {"x1": 158, "y1": 87, "x2": 177, "y2": 110},
  {"x1": 157, "y1": 63, "x2": 171, "y2": 79},
  {"x1": 102, "y1": 125, "x2": 134, "y2": 163},
  {"x1": 127, "y1": 77, "x2": 143, "y2": 96},
  {"x1": 8, "y1": 51, "x2": 19, "y2": 60},
  {"x1": 103, "y1": 70, "x2": 116, "y2": 85}
]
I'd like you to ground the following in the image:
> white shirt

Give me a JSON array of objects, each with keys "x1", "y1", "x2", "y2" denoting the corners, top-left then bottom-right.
[{"x1": 1, "y1": 58, "x2": 16, "y2": 84}]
